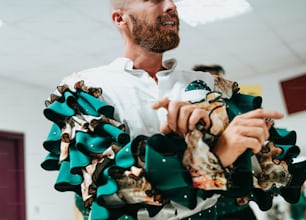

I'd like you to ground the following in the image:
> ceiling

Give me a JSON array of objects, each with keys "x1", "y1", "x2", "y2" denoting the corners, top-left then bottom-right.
[{"x1": 1, "y1": 0, "x2": 306, "y2": 90}]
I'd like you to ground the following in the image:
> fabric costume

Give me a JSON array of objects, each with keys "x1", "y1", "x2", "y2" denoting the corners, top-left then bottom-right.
[
  {"x1": 216, "y1": 195, "x2": 257, "y2": 220},
  {"x1": 290, "y1": 188, "x2": 306, "y2": 220},
  {"x1": 41, "y1": 58, "x2": 306, "y2": 220}
]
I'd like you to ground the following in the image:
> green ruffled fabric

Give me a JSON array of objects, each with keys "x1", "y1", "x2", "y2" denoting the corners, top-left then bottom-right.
[
  {"x1": 41, "y1": 83, "x2": 132, "y2": 219},
  {"x1": 75, "y1": 193, "x2": 90, "y2": 220},
  {"x1": 41, "y1": 82, "x2": 306, "y2": 219}
]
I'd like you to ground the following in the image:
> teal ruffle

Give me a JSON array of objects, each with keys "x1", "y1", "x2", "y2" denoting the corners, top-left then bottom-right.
[
  {"x1": 41, "y1": 82, "x2": 306, "y2": 219},
  {"x1": 41, "y1": 83, "x2": 133, "y2": 219}
]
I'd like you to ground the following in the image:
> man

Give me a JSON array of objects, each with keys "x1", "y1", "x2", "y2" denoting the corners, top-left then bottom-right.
[{"x1": 56, "y1": 0, "x2": 283, "y2": 219}]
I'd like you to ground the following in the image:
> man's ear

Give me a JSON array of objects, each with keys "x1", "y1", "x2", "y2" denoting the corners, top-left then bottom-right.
[{"x1": 112, "y1": 10, "x2": 127, "y2": 27}]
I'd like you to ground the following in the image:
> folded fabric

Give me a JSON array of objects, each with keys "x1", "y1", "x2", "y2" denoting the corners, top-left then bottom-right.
[
  {"x1": 40, "y1": 152, "x2": 60, "y2": 171},
  {"x1": 42, "y1": 123, "x2": 61, "y2": 154},
  {"x1": 41, "y1": 81, "x2": 306, "y2": 219},
  {"x1": 54, "y1": 161, "x2": 83, "y2": 194}
]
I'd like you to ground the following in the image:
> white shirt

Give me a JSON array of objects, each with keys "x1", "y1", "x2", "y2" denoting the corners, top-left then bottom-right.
[
  {"x1": 61, "y1": 57, "x2": 220, "y2": 219},
  {"x1": 61, "y1": 57, "x2": 216, "y2": 139}
]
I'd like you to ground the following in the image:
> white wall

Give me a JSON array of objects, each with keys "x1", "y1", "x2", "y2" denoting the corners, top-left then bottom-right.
[
  {"x1": 0, "y1": 77, "x2": 74, "y2": 220},
  {"x1": 0, "y1": 64, "x2": 305, "y2": 220}
]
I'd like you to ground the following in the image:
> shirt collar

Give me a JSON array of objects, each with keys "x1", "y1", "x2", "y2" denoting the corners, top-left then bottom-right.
[
  {"x1": 158, "y1": 58, "x2": 177, "y2": 76},
  {"x1": 110, "y1": 57, "x2": 177, "y2": 75}
]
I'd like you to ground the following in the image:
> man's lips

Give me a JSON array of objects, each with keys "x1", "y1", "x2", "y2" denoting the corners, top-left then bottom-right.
[
  {"x1": 160, "y1": 18, "x2": 178, "y2": 30},
  {"x1": 162, "y1": 20, "x2": 176, "y2": 27},
  {"x1": 159, "y1": 14, "x2": 179, "y2": 30}
]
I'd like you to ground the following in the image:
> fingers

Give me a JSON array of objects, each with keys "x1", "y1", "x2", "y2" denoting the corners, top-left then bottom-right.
[
  {"x1": 239, "y1": 109, "x2": 284, "y2": 120},
  {"x1": 228, "y1": 117, "x2": 270, "y2": 147},
  {"x1": 152, "y1": 98, "x2": 170, "y2": 110},
  {"x1": 176, "y1": 107, "x2": 211, "y2": 135},
  {"x1": 159, "y1": 109, "x2": 210, "y2": 135},
  {"x1": 159, "y1": 121, "x2": 172, "y2": 134},
  {"x1": 231, "y1": 117, "x2": 270, "y2": 140},
  {"x1": 188, "y1": 108, "x2": 210, "y2": 131},
  {"x1": 167, "y1": 100, "x2": 189, "y2": 133},
  {"x1": 214, "y1": 109, "x2": 284, "y2": 167},
  {"x1": 232, "y1": 108, "x2": 284, "y2": 140},
  {"x1": 239, "y1": 126, "x2": 269, "y2": 147},
  {"x1": 215, "y1": 134, "x2": 263, "y2": 167},
  {"x1": 153, "y1": 100, "x2": 284, "y2": 149},
  {"x1": 152, "y1": 98, "x2": 211, "y2": 135}
]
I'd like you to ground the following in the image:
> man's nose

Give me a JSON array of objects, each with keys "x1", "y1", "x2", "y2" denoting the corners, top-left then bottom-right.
[{"x1": 163, "y1": 0, "x2": 177, "y2": 13}]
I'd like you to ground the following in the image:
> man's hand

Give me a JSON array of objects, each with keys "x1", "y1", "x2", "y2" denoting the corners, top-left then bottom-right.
[
  {"x1": 214, "y1": 109, "x2": 284, "y2": 167},
  {"x1": 152, "y1": 98, "x2": 211, "y2": 136}
]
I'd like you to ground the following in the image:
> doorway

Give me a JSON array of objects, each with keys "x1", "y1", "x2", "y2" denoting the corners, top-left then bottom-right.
[{"x1": 0, "y1": 131, "x2": 26, "y2": 220}]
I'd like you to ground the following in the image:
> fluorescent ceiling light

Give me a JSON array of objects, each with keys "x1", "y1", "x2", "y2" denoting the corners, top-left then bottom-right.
[
  {"x1": 0, "y1": 19, "x2": 4, "y2": 28},
  {"x1": 176, "y1": 0, "x2": 252, "y2": 27}
]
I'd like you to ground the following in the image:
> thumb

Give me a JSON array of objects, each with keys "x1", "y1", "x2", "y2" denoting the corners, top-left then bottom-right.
[
  {"x1": 160, "y1": 122, "x2": 172, "y2": 134},
  {"x1": 152, "y1": 97, "x2": 170, "y2": 110}
]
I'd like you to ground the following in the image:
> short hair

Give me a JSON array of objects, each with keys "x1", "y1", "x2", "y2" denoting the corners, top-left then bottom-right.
[{"x1": 192, "y1": 64, "x2": 225, "y2": 76}]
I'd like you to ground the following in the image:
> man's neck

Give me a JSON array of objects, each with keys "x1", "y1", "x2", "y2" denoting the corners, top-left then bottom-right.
[{"x1": 124, "y1": 46, "x2": 165, "y2": 81}]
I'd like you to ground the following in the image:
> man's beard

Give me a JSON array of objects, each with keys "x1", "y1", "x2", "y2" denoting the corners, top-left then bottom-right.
[{"x1": 130, "y1": 14, "x2": 180, "y2": 53}]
